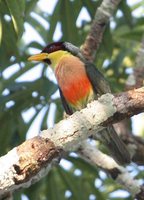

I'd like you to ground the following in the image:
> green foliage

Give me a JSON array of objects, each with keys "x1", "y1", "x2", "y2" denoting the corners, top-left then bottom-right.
[
  {"x1": 0, "y1": 0, "x2": 143, "y2": 199},
  {"x1": 0, "y1": 0, "x2": 25, "y2": 67}
]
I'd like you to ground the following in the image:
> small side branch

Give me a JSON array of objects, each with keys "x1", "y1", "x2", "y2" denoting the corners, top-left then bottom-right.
[
  {"x1": 81, "y1": 0, "x2": 122, "y2": 61},
  {"x1": 79, "y1": 141, "x2": 144, "y2": 200}
]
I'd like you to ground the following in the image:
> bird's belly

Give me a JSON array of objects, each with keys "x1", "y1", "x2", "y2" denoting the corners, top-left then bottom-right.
[
  {"x1": 62, "y1": 78, "x2": 92, "y2": 109},
  {"x1": 57, "y1": 73, "x2": 94, "y2": 109}
]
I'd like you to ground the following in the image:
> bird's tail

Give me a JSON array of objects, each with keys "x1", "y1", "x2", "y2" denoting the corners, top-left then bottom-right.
[{"x1": 97, "y1": 126, "x2": 131, "y2": 165}]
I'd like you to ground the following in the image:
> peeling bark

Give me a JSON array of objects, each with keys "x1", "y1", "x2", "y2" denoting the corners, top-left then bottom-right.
[{"x1": 13, "y1": 137, "x2": 61, "y2": 184}]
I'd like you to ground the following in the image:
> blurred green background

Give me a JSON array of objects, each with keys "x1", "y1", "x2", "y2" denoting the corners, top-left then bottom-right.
[{"x1": 0, "y1": 0, "x2": 144, "y2": 199}]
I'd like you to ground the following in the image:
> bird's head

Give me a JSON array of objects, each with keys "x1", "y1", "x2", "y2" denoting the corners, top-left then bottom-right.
[{"x1": 28, "y1": 41, "x2": 84, "y2": 68}]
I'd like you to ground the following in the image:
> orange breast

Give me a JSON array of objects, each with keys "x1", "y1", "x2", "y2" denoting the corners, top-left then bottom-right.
[{"x1": 55, "y1": 55, "x2": 93, "y2": 109}]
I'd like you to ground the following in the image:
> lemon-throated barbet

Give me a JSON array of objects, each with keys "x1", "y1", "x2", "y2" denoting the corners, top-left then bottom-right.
[{"x1": 28, "y1": 41, "x2": 130, "y2": 165}]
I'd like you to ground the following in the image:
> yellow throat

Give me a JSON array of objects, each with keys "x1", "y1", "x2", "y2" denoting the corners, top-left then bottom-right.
[{"x1": 48, "y1": 50, "x2": 71, "y2": 69}]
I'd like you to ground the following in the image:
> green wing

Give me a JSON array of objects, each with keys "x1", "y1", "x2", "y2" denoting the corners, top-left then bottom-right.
[
  {"x1": 59, "y1": 87, "x2": 73, "y2": 115},
  {"x1": 85, "y1": 62, "x2": 111, "y2": 95}
]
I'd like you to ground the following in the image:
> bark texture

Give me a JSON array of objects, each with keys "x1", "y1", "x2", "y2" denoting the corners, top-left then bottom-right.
[
  {"x1": 0, "y1": 87, "x2": 144, "y2": 198},
  {"x1": 81, "y1": 0, "x2": 122, "y2": 61}
]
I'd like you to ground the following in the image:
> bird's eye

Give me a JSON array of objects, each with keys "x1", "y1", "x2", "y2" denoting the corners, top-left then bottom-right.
[
  {"x1": 49, "y1": 46, "x2": 54, "y2": 50},
  {"x1": 48, "y1": 45, "x2": 55, "y2": 53}
]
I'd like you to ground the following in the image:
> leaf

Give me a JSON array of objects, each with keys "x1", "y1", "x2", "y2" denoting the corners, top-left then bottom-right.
[
  {"x1": 0, "y1": 63, "x2": 36, "y2": 91},
  {"x1": 0, "y1": 1, "x2": 19, "y2": 67},
  {"x1": 54, "y1": 98, "x2": 64, "y2": 123},
  {"x1": 67, "y1": 156, "x2": 99, "y2": 177},
  {"x1": 25, "y1": 178, "x2": 47, "y2": 200},
  {"x1": 60, "y1": 0, "x2": 80, "y2": 43},
  {"x1": 5, "y1": 0, "x2": 25, "y2": 38},
  {"x1": 46, "y1": 168, "x2": 66, "y2": 200},
  {"x1": 119, "y1": 1, "x2": 133, "y2": 27},
  {"x1": 47, "y1": 0, "x2": 61, "y2": 41},
  {"x1": 103, "y1": 24, "x2": 113, "y2": 58},
  {"x1": 26, "y1": 41, "x2": 44, "y2": 50},
  {"x1": 25, "y1": 0, "x2": 38, "y2": 17},
  {"x1": 82, "y1": 0, "x2": 101, "y2": 18},
  {"x1": 40, "y1": 106, "x2": 49, "y2": 130},
  {"x1": 0, "y1": 17, "x2": 2, "y2": 45},
  {"x1": 27, "y1": 14, "x2": 47, "y2": 43},
  {"x1": 131, "y1": 1, "x2": 144, "y2": 12},
  {"x1": 58, "y1": 167, "x2": 83, "y2": 200}
]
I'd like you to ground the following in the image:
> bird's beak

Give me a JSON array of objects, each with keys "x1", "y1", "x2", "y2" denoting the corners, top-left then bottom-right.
[{"x1": 28, "y1": 53, "x2": 49, "y2": 62}]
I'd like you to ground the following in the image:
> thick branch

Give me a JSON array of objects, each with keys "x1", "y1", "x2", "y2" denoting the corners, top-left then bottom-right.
[
  {"x1": 0, "y1": 87, "x2": 144, "y2": 196},
  {"x1": 81, "y1": 0, "x2": 122, "y2": 61},
  {"x1": 103, "y1": 87, "x2": 144, "y2": 125}
]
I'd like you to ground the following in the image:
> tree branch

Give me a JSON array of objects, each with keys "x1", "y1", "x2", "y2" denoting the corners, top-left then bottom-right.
[
  {"x1": 0, "y1": 87, "x2": 144, "y2": 197},
  {"x1": 79, "y1": 141, "x2": 144, "y2": 200},
  {"x1": 81, "y1": 0, "x2": 122, "y2": 61}
]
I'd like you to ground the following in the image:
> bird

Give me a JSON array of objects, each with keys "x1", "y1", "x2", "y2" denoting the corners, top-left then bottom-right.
[{"x1": 28, "y1": 41, "x2": 130, "y2": 165}]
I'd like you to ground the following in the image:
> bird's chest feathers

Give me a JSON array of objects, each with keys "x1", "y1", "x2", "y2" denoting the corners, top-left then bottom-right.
[{"x1": 55, "y1": 56, "x2": 93, "y2": 108}]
